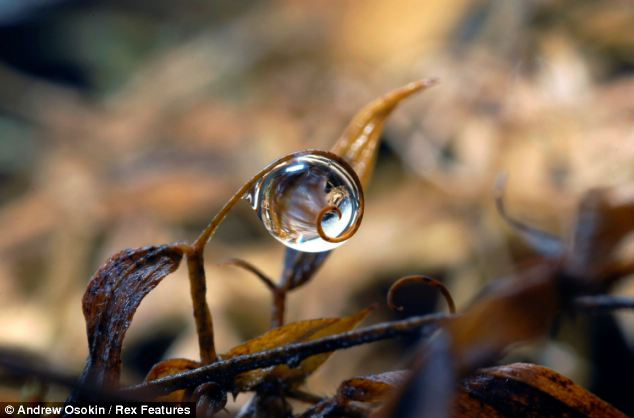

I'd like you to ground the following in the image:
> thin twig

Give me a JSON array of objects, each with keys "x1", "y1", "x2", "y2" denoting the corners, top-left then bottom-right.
[
  {"x1": 271, "y1": 289, "x2": 287, "y2": 329},
  {"x1": 186, "y1": 250, "x2": 217, "y2": 363},
  {"x1": 122, "y1": 313, "x2": 452, "y2": 398},
  {"x1": 573, "y1": 295, "x2": 634, "y2": 313}
]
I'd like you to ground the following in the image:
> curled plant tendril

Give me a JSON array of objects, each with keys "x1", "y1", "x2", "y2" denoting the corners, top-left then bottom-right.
[
  {"x1": 193, "y1": 150, "x2": 364, "y2": 252},
  {"x1": 387, "y1": 275, "x2": 456, "y2": 314},
  {"x1": 316, "y1": 205, "x2": 355, "y2": 243}
]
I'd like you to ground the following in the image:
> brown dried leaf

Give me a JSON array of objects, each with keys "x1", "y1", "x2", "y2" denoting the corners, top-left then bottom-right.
[
  {"x1": 566, "y1": 185, "x2": 634, "y2": 282},
  {"x1": 225, "y1": 319, "x2": 341, "y2": 358},
  {"x1": 331, "y1": 79, "x2": 436, "y2": 187},
  {"x1": 280, "y1": 248, "x2": 331, "y2": 291},
  {"x1": 145, "y1": 358, "x2": 201, "y2": 382},
  {"x1": 226, "y1": 308, "x2": 372, "y2": 391},
  {"x1": 337, "y1": 371, "x2": 408, "y2": 404},
  {"x1": 445, "y1": 263, "x2": 559, "y2": 372},
  {"x1": 78, "y1": 245, "x2": 184, "y2": 389},
  {"x1": 279, "y1": 80, "x2": 434, "y2": 295},
  {"x1": 455, "y1": 363, "x2": 626, "y2": 418},
  {"x1": 144, "y1": 358, "x2": 200, "y2": 402}
]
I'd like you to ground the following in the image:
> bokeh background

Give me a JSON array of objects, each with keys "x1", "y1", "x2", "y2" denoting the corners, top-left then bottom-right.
[{"x1": 1, "y1": 0, "x2": 633, "y2": 413}]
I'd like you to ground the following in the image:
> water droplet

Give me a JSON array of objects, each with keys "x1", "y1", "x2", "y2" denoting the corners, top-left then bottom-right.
[{"x1": 245, "y1": 152, "x2": 363, "y2": 252}]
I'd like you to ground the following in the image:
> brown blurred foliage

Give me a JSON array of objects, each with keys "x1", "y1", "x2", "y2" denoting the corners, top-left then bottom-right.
[{"x1": 0, "y1": 0, "x2": 633, "y2": 414}]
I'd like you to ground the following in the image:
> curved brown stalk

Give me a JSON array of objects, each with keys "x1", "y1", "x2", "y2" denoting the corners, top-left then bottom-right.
[
  {"x1": 186, "y1": 150, "x2": 365, "y2": 347},
  {"x1": 186, "y1": 249, "x2": 217, "y2": 363},
  {"x1": 192, "y1": 149, "x2": 364, "y2": 252},
  {"x1": 387, "y1": 275, "x2": 456, "y2": 314}
]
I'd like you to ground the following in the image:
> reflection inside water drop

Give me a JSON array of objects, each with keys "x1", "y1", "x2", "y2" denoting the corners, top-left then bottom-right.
[{"x1": 244, "y1": 153, "x2": 362, "y2": 252}]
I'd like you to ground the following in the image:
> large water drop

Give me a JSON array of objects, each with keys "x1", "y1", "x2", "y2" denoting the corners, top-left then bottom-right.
[{"x1": 245, "y1": 152, "x2": 363, "y2": 252}]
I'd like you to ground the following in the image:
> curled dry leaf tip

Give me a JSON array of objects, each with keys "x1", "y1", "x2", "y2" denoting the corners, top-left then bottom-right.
[{"x1": 387, "y1": 275, "x2": 456, "y2": 314}]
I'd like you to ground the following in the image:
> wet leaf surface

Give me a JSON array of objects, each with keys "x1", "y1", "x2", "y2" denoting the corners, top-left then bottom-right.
[
  {"x1": 74, "y1": 245, "x2": 183, "y2": 393},
  {"x1": 455, "y1": 363, "x2": 626, "y2": 418}
]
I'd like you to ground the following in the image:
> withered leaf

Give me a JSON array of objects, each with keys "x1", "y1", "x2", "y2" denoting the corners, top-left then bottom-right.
[
  {"x1": 280, "y1": 248, "x2": 330, "y2": 291},
  {"x1": 225, "y1": 308, "x2": 372, "y2": 391},
  {"x1": 145, "y1": 358, "x2": 201, "y2": 382},
  {"x1": 337, "y1": 371, "x2": 408, "y2": 404},
  {"x1": 566, "y1": 185, "x2": 634, "y2": 282},
  {"x1": 331, "y1": 79, "x2": 436, "y2": 187},
  {"x1": 455, "y1": 363, "x2": 626, "y2": 418},
  {"x1": 280, "y1": 80, "x2": 434, "y2": 294},
  {"x1": 445, "y1": 262, "x2": 559, "y2": 372},
  {"x1": 299, "y1": 371, "x2": 407, "y2": 418},
  {"x1": 145, "y1": 358, "x2": 200, "y2": 402},
  {"x1": 77, "y1": 244, "x2": 183, "y2": 391}
]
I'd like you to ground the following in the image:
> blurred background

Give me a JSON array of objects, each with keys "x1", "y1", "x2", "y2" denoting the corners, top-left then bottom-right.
[{"x1": 0, "y1": 0, "x2": 633, "y2": 413}]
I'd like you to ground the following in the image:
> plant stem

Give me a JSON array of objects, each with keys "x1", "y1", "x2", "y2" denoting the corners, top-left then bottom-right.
[
  {"x1": 186, "y1": 249, "x2": 217, "y2": 363},
  {"x1": 122, "y1": 313, "x2": 452, "y2": 398},
  {"x1": 271, "y1": 289, "x2": 287, "y2": 329}
]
